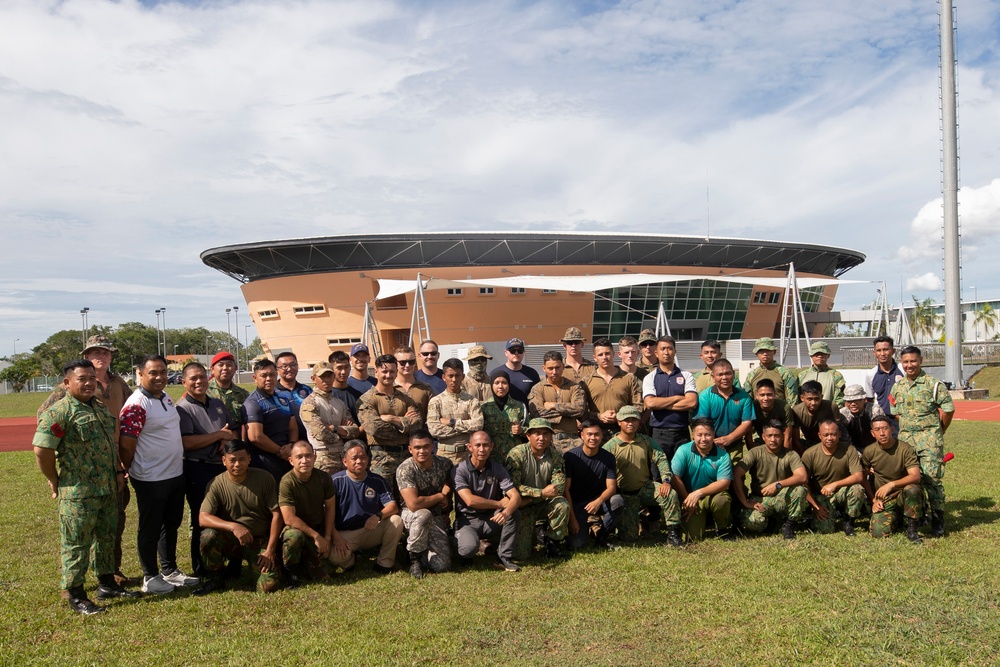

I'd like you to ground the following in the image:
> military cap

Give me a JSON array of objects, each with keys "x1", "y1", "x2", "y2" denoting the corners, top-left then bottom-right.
[
  {"x1": 560, "y1": 327, "x2": 585, "y2": 343},
  {"x1": 809, "y1": 341, "x2": 832, "y2": 356},
  {"x1": 467, "y1": 345, "x2": 493, "y2": 360},
  {"x1": 638, "y1": 328, "x2": 657, "y2": 344},
  {"x1": 210, "y1": 351, "x2": 235, "y2": 367},
  {"x1": 82, "y1": 335, "x2": 116, "y2": 355},
  {"x1": 844, "y1": 384, "x2": 867, "y2": 402},
  {"x1": 753, "y1": 337, "x2": 778, "y2": 353},
  {"x1": 311, "y1": 361, "x2": 335, "y2": 377},
  {"x1": 616, "y1": 405, "x2": 642, "y2": 421},
  {"x1": 506, "y1": 338, "x2": 526, "y2": 351},
  {"x1": 525, "y1": 418, "x2": 555, "y2": 433}
]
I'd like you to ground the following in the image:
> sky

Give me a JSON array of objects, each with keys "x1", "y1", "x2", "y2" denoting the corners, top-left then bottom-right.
[{"x1": 2, "y1": 0, "x2": 999, "y2": 354}]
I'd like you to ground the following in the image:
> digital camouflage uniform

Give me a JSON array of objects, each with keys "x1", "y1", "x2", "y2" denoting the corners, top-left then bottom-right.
[
  {"x1": 298, "y1": 388, "x2": 359, "y2": 474},
  {"x1": 207, "y1": 378, "x2": 250, "y2": 431},
  {"x1": 743, "y1": 363, "x2": 799, "y2": 404},
  {"x1": 890, "y1": 371, "x2": 954, "y2": 513},
  {"x1": 602, "y1": 433, "x2": 681, "y2": 541},
  {"x1": 506, "y1": 443, "x2": 570, "y2": 559},
  {"x1": 396, "y1": 455, "x2": 454, "y2": 572},
  {"x1": 200, "y1": 530, "x2": 281, "y2": 592},
  {"x1": 34, "y1": 395, "x2": 120, "y2": 591},
  {"x1": 481, "y1": 399, "x2": 526, "y2": 466},
  {"x1": 862, "y1": 439, "x2": 924, "y2": 538},
  {"x1": 737, "y1": 446, "x2": 807, "y2": 533}
]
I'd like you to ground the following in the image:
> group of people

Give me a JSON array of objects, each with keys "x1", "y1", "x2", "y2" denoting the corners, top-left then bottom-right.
[{"x1": 33, "y1": 329, "x2": 954, "y2": 616}]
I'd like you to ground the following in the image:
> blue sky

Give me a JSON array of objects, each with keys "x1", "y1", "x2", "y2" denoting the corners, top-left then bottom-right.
[{"x1": 2, "y1": 0, "x2": 999, "y2": 353}]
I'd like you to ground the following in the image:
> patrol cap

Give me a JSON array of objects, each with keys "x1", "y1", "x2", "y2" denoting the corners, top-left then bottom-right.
[
  {"x1": 311, "y1": 361, "x2": 335, "y2": 377},
  {"x1": 616, "y1": 405, "x2": 642, "y2": 421},
  {"x1": 467, "y1": 345, "x2": 493, "y2": 360},
  {"x1": 210, "y1": 351, "x2": 235, "y2": 367},
  {"x1": 638, "y1": 329, "x2": 657, "y2": 344},
  {"x1": 82, "y1": 335, "x2": 117, "y2": 355},
  {"x1": 753, "y1": 337, "x2": 777, "y2": 353},
  {"x1": 525, "y1": 418, "x2": 555, "y2": 433},
  {"x1": 350, "y1": 343, "x2": 370, "y2": 357},
  {"x1": 844, "y1": 384, "x2": 866, "y2": 401},
  {"x1": 809, "y1": 341, "x2": 832, "y2": 356},
  {"x1": 560, "y1": 327, "x2": 585, "y2": 343},
  {"x1": 506, "y1": 338, "x2": 526, "y2": 351}
]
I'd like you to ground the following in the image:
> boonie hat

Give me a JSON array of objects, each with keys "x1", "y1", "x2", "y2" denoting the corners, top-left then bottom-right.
[
  {"x1": 844, "y1": 384, "x2": 867, "y2": 402},
  {"x1": 638, "y1": 329, "x2": 657, "y2": 344},
  {"x1": 809, "y1": 341, "x2": 832, "y2": 356},
  {"x1": 311, "y1": 362, "x2": 335, "y2": 377},
  {"x1": 82, "y1": 335, "x2": 117, "y2": 355},
  {"x1": 561, "y1": 327, "x2": 585, "y2": 343},
  {"x1": 467, "y1": 345, "x2": 493, "y2": 360},
  {"x1": 753, "y1": 337, "x2": 778, "y2": 353}
]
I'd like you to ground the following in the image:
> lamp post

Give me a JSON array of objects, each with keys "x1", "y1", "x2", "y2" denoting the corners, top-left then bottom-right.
[
  {"x1": 232, "y1": 306, "x2": 240, "y2": 369},
  {"x1": 155, "y1": 309, "x2": 162, "y2": 355},
  {"x1": 80, "y1": 307, "x2": 90, "y2": 347},
  {"x1": 174, "y1": 344, "x2": 179, "y2": 358},
  {"x1": 206, "y1": 335, "x2": 211, "y2": 356},
  {"x1": 160, "y1": 308, "x2": 167, "y2": 357},
  {"x1": 244, "y1": 324, "x2": 252, "y2": 369},
  {"x1": 226, "y1": 308, "x2": 232, "y2": 348},
  {"x1": 13, "y1": 338, "x2": 19, "y2": 355}
]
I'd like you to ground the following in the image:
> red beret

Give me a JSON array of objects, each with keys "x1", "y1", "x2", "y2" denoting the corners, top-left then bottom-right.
[{"x1": 211, "y1": 351, "x2": 235, "y2": 367}]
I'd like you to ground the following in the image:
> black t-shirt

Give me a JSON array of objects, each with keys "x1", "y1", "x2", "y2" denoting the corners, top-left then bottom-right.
[{"x1": 563, "y1": 446, "x2": 616, "y2": 505}]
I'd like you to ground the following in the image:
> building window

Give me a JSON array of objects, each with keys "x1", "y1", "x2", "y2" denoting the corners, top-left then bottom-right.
[
  {"x1": 479, "y1": 287, "x2": 495, "y2": 295},
  {"x1": 447, "y1": 288, "x2": 463, "y2": 296},
  {"x1": 327, "y1": 337, "x2": 362, "y2": 346},
  {"x1": 542, "y1": 289, "x2": 557, "y2": 294},
  {"x1": 510, "y1": 287, "x2": 526, "y2": 295},
  {"x1": 768, "y1": 292, "x2": 782, "y2": 305},
  {"x1": 293, "y1": 305, "x2": 326, "y2": 315},
  {"x1": 752, "y1": 291, "x2": 766, "y2": 304},
  {"x1": 258, "y1": 309, "x2": 279, "y2": 319}
]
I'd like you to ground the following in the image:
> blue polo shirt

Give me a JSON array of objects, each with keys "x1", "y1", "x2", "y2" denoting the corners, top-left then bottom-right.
[
  {"x1": 671, "y1": 441, "x2": 732, "y2": 492},
  {"x1": 642, "y1": 366, "x2": 696, "y2": 429},
  {"x1": 331, "y1": 470, "x2": 394, "y2": 531},
  {"x1": 695, "y1": 385, "x2": 754, "y2": 437},
  {"x1": 242, "y1": 389, "x2": 294, "y2": 446},
  {"x1": 865, "y1": 362, "x2": 903, "y2": 417}
]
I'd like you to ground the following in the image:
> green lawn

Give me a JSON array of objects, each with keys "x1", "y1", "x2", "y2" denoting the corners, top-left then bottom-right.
[
  {"x1": 969, "y1": 365, "x2": 1000, "y2": 397},
  {"x1": 1, "y1": 423, "x2": 998, "y2": 665}
]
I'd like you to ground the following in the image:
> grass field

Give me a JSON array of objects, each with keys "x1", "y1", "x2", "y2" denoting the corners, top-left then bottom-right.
[
  {"x1": 1, "y1": 423, "x2": 998, "y2": 666},
  {"x1": 969, "y1": 365, "x2": 1000, "y2": 396}
]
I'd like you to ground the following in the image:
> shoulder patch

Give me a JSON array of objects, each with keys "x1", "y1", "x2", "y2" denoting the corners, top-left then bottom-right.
[{"x1": 50, "y1": 423, "x2": 65, "y2": 438}]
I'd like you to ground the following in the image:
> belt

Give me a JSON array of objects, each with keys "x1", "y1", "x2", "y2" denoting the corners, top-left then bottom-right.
[
  {"x1": 553, "y1": 433, "x2": 574, "y2": 441},
  {"x1": 371, "y1": 445, "x2": 405, "y2": 453},
  {"x1": 437, "y1": 443, "x2": 467, "y2": 454}
]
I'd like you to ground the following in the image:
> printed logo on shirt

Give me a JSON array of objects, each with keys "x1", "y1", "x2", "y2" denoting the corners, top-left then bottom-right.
[
  {"x1": 364, "y1": 487, "x2": 376, "y2": 499},
  {"x1": 485, "y1": 476, "x2": 495, "y2": 485},
  {"x1": 277, "y1": 397, "x2": 290, "y2": 408},
  {"x1": 296, "y1": 388, "x2": 310, "y2": 399},
  {"x1": 216, "y1": 407, "x2": 225, "y2": 417},
  {"x1": 675, "y1": 377, "x2": 684, "y2": 385}
]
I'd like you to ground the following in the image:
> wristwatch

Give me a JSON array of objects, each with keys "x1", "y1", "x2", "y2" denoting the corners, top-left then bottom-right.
[
  {"x1": 449, "y1": 418, "x2": 456, "y2": 427},
  {"x1": 775, "y1": 482, "x2": 783, "y2": 491}
]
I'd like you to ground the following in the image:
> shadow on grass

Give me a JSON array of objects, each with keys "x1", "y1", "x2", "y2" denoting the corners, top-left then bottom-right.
[{"x1": 947, "y1": 496, "x2": 1000, "y2": 533}]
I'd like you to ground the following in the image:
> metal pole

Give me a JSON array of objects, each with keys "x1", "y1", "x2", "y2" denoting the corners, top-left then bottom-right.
[
  {"x1": 232, "y1": 306, "x2": 240, "y2": 368},
  {"x1": 226, "y1": 308, "x2": 232, "y2": 347},
  {"x1": 155, "y1": 310, "x2": 162, "y2": 355},
  {"x1": 160, "y1": 308, "x2": 167, "y2": 357},
  {"x1": 941, "y1": 0, "x2": 963, "y2": 386},
  {"x1": 13, "y1": 338, "x2": 18, "y2": 355},
  {"x1": 972, "y1": 285, "x2": 978, "y2": 340},
  {"x1": 245, "y1": 324, "x2": 251, "y2": 371}
]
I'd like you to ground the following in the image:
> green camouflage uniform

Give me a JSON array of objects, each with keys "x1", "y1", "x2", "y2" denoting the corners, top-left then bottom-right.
[
  {"x1": 890, "y1": 371, "x2": 954, "y2": 512},
  {"x1": 862, "y1": 439, "x2": 924, "y2": 538},
  {"x1": 743, "y1": 363, "x2": 799, "y2": 404},
  {"x1": 868, "y1": 485, "x2": 924, "y2": 538},
  {"x1": 736, "y1": 447, "x2": 807, "y2": 533},
  {"x1": 207, "y1": 378, "x2": 250, "y2": 431},
  {"x1": 33, "y1": 395, "x2": 119, "y2": 590},
  {"x1": 482, "y1": 399, "x2": 526, "y2": 467},
  {"x1": 506, "y1": 444, "x2": 570, "y2": 559},
  {"x1": 200, "y1": 529, "x2": 281, "y2": 592},
  {"x1": 602, "y1": 433, "x2": 681, "y2": 541},
  {"x1": 798, "y1": 365, "x2": 847, "y2": 408},
  {"x1": 281, "y1": 527, "x2": 329, "y2": 579}
]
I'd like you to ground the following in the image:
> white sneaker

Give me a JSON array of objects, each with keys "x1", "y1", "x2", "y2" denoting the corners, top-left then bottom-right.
[
  {"x1": 162, "y1": 569, "x2": 199, "y2": 587},
  {"x1": 142, "y1": 574, "x2": 176, "y2": 595}
]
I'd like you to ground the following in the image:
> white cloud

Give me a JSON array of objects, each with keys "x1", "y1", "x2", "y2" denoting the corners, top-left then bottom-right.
[{"x1": 906, "y1": 272, "x2": 943, "y2": 291}]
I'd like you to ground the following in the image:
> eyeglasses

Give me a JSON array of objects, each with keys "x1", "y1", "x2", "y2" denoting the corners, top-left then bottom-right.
[
  {"x1": 420, "y1": 351, "x2": 439, "y2": 357},
  {"x1": 397, "y1": 359, "x2": 417, "y2": 366},
  {"x1": 507, "y1": 348, "x2": 524, "y2": 354}
]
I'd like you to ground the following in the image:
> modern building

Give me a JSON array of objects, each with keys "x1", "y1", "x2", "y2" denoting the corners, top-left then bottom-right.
[{"x1": 202, "y1": 232, "x2": 865, "y2": 365}]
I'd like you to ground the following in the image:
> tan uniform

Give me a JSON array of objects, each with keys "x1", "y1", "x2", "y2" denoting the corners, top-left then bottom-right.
[{"x1": 426, "y1": 390, "x2": 484, "y2": 464}]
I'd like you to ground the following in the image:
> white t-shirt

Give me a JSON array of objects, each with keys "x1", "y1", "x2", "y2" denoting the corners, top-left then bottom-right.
[{"x1": 119, "y1": 387, "x2": 184, "y2": 482}]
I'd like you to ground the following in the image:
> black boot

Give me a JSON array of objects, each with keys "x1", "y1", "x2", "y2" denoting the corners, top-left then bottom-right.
[
  {"x1": 780, "y1": 519, "x2": 795, "y2": 540},
  {"x1": 96, "y1": 574, "x2": 141, "y2": 600},
  {"x1": 931, "y1": 510, "x2": 946, "y2": 537},
  {"x1": 192, "y1": 576, "x2": 226, "y2": 597},
  {"x1": 905, "y1": 518, "x2": 923, "y2": 544},
  {"x1": 545, "y1": 538, "x2": 567, "y2": 559},
  {"x1": 842, "y1": 518, "x2": 856, "y2": 537},
  {"x1": 665, "y1": 524, "x2": 683, "y2": 547},
  {"x1": 67, "y1": 587, "x2": 105, "y2": 615},
  {"x1": 408, "y1": 551, "x2": 426, "y2": 579}
]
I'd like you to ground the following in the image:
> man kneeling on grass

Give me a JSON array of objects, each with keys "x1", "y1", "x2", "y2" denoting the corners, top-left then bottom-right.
[
  {"x1": 195, "y1": 441, "x2": 284, "y2": 595},
  {"x1": 802, "y1": 419, "x2": 867, "y2": 537},
  {"x1": 732, "y1": 420, "x2": 807, "y2": 540},
  {"x1": 670, "y1": 418, "x2": 734, "y2": 542},
  {"x1": 397, "y1": 429, "x2": 455, "y2": 579},
  {"x1": 862, "y1": 415, "x2": 924, "y2": 544},
  {"x1": 279, "y1": 441, "x2": 335, "y2": 587}
]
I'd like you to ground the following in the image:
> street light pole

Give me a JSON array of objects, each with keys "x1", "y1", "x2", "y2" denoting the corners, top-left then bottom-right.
[
  {"x1": 206, "y1": 335, "x2": 211, "y2": 356},
  {"x1": 226, "y1": 308, "x2": 232, "y2": 349},
  {"x1": 972, "y1": 285, "x2": 979, "y2": 341},
  {"x1": 13, "y1": 338, "x2": 19, "y2": 355},
  {"x1": 155, "y1": 309, "x2": 162, "y2": 355},
  {"x1": 244, "y1": 324, "x2": 252, "y2": 369},
  {"x1": 232, "y1": 306, "x2": 240, "y2": 369},
  {"x1": 80, "y1": 307, "x2": 90, "y2": 347},
  {"x1": 160, "y1": 308, "x2": 167, "y2": 357}
]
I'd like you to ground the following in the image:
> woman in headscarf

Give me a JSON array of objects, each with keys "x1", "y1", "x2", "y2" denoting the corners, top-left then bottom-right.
[{"x1": 481, "y1": 368, "x2": 527, "y2": 464}]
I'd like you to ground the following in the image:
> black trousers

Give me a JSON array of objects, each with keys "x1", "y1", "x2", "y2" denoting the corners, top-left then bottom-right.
[
  {"x1": 183, "y1": 460, "x2": 226, "y2": 577},
  {"x1": 131, "y1": 474, "x2": 185, "y2": 578},
  {"x1": 651, "y1": 426, "x2": 691, "y2": 461}
]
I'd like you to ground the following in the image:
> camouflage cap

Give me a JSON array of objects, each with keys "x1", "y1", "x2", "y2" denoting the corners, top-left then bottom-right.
[
  {"x1": 82, "y1": 335, "x2": 116, "y2": 355},
  {"x1": 311, "y1": 361, "x2": 335, "y2": 377},
  {"x1": 560, "y1": 327, "x2": 585, "y2": 343},
  {"x1": 753, "y1": 337, "x2": 777, "y2": 353},
  {"x1": 616, "y1": 405, "x2": 642, "y2": 421},
  {"x1": 638, "y1": 328, "x2": 657, "y2": 344},
  {"x1": 809, "y1": 341, "x2": 832, "y2": 356},
  {"x1": 467, "y1": 345, "x2": 493, "y2": 360},
  {"x1": 525, "y1": 418, "x2": 555, "y2": 433},
  {"x1": 844, "y1": 384, "x2": 867, "y2": 401}
]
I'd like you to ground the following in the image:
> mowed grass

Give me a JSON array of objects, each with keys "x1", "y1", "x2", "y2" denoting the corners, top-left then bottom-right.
[
  {"x1": 1, "y1": 424, "x2": 999, "y2": 666},
  {"x1": 969, "y1": 364, "x2": 1000, "y2": 397}
]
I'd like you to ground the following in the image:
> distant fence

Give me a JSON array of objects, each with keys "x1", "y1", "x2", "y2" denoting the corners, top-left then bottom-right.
[{"x1": 843, "y1": 342, "x2": 1000, "y2": 367}]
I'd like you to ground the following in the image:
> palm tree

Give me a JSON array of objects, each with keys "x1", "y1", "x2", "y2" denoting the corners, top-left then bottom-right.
[
  {"x1": 910, "y1": 296, "x2": 941, "y2": 343},
  {"x1": 973, "y1": 302, "x2": 999, "y2": 341}
]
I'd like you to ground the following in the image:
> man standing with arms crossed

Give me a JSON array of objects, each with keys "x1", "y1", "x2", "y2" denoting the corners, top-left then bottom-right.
[
  {"x1": 394, "y1": 345, "x2": 434, "y2": 421},
  {"x1": 560, "y1": 327, "x2": 596, "y2": 383},
  {"x1": 428, "y1": 357, "x2": 483, "y2": 465},
  {"x1": 528, "y1": 351, "x2": 587, "y2": 454},
  {"x1": 299, "y1": 362, "x2": 359, "y2": 474},
  {"x1": 583, "y1": 338, "x2": 642, "y2": 442},
  {"x1": 642, "y1": 336, "x2": 697, "y2": 461},
  {"x1": 207, "y1": 350, "x2": 249, "y2": 436}
]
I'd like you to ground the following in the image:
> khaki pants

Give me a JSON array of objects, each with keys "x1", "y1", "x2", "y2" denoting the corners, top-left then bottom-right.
[{"x1": 329, "y1": 515, "x2": 404, "y2": 569}]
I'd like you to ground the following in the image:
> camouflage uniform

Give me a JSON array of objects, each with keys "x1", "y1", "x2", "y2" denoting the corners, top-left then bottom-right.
[
  {"x1": 299, "y1": 388, "x2": 359, "y2": 474},
  {"x1": 34, "y1": 395, "x2": 120, "y2": 590},
  {"x1": 207, "y1": 378, "x2": 250, "y2": 431},
  {"x1": 200, "y1": 530, "x2": 281, "y2": 592},
  {"x1": 868, "y1": 485, "x2": 924, "y2": 538},
  {"x1": 743, "y1": 363, "x2": 799, "y2": 404},
  {"x1": 481, "y1": 399, "x2": 527, "y2": 466},
  {"x1": 506, "y1": 443, "x2": 570, "y2": 559},
  {"x1": 798, "y1": 365, "x2": 847, "y2": 408},
  {"x1": 602, "y1": 433, "x2": 681, "y2": 541},
  {"x1": 528, "y1": 378, "x2": 586, "y2": 454},
  {"x1": 280, "y1": 528, "x2": 328, "y2": 580},
  {"x1": 737, "y1": 446, "x2": 807, "y2": 533},
  {"x1": 357, "y1": 387, "x2": 423, "y2": 499},
  {"x1": 890, "y1": 371, "x2": 954, "y2": 513},
  {"x1": 396, "y1": 455, "x2": 454, "y2": 572},
  {"x1": 862, "y1": 439, "x2": 924, "y2": 538}
]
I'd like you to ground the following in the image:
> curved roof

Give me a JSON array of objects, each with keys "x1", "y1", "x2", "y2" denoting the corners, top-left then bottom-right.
[{"x1": 201, "y1": 232, "x2": 865, "y2": 283}]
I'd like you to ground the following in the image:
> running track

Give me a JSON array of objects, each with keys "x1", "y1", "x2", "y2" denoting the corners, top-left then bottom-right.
[{"x1": 3, "y1": 401, "x2": 1000, "y2": 453}]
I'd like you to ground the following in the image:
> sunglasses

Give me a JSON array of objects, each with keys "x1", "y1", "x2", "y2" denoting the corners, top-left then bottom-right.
[
  {"x1": 419, "y1": 351, "x2": 439, "y2": 357},
  {"x1": 397, "y1": 359, "x2": 417, "y2": 366},
  {"x1": 508, "y1": 348, "x2": 524, "y2": 354}
]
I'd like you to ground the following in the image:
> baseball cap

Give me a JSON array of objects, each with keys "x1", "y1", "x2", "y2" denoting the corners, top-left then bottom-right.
[
  {"x1": 638, "y1": 329, "x2": 657, "y2": 344},
  {"x1": 616, "y1": 405, "x2": 642, "y2": 421},
  {"x1": 350, "y1": 343, "x2": 370, "y2": 356},
  {"x1": 506, "y1": 338, "x2": 525, "y2": 351},
  {"x1": 311, "y1": 361, "x2": 335, "y2": 377},
  {"x1": 467, "y1": 345, "x2": 493, "y2": 360},
  {"x1": 753, "y1": 337, "x2": 777, "y2": 353}
]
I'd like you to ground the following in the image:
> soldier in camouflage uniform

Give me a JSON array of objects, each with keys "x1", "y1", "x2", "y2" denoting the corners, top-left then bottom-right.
[
  {"x1": 299, "y1": 362, "x2": 360, "y2": 474},
  {"x1": 506, "y1": 419, "x2": 571, "y2": 559},
  {"x1": 742, "y1": 337, "x2": 799, "y2": 404},
  {"x1": 463, "y1": 345, "x2": 495, "y2": 403},
  {"x1": 279, "y1": 442, "x2": 335, "y2": 584},
  {"x1": 207, "y1": 351, "x2": 250, "y2": 433},
  {"x1": 890, "y1": 346, "x2": 954, "y2": 536},
  {"x1": 732, "y1": 420, "x2": 808, "y2": 539},
  {"x1": 862, "y1": 415, "x2": 924, "y2": 543},
  {"x1": 798, "y1": 341, "x2": 847, "y2": 408},
  {"x1": 481, "y1": 369, "x2": 527, "y2": 466},
  {"x1": 602, "y1": 406, "x2": 683, "y2": 547},
  {"x1": 636, "y1": 329, "x2": 659, "y2": 375},
  {"x1": 34, "y1": 360, "x2": 139, "y2": 615},
  {"x1": 801, "y1": 420, "x2": 867, "y2": 536},
  {"x1": 396, "y1": 430, "x2": 455, "y2": 578}
]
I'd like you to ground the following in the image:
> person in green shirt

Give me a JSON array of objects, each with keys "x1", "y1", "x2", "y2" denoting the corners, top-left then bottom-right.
[
  {"x1": 732, "y1": 419, "x2": 807, "y2": 539},
  {"x1": 279, "y1": 441, "x2": 336, "y2": 585}
]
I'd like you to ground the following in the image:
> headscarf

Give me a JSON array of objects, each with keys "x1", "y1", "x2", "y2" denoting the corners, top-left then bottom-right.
[{"x1": 489, "y1": 367, "x2": 511, "y2": 409}]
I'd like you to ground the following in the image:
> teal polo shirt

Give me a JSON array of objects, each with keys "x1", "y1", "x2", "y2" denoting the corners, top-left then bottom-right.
[
  {"x1": 671, "y1": 441, "x2": 732, "y2": 492},
  {"x1": 694, "y1": 385, "x2": 754, "y2": 437}
]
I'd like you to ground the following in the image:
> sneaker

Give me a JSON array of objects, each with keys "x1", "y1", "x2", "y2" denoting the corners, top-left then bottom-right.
[
  {"x1": 161, "y1": 569, "x2": 199, "y2": 587},
  {"x1": 96, "y1": 579, "x2": 141, "y2": 600},
  {"x1": 495, "y1": 557, "x2": 521, "y2": 572},
  {"x1": 141, "y1": 574, "x2": 176, "y2": 595}
]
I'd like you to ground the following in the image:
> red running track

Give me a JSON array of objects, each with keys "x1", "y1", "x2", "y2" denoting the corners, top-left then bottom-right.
[{"x1": 3, "y1": 401, "x2": 1000, "y2": 453}]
